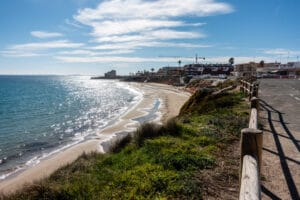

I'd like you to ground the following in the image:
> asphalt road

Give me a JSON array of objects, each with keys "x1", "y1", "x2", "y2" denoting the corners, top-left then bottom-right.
[
  {"x1": 259, "y1": 78, "x2": 300, "y2": 200},
  {"x1": 259, "y1": 78, "x2": 300, "y2": 132}
]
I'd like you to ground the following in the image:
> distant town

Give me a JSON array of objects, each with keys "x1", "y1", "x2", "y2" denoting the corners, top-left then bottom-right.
[{"x1": 91, "y1": 57, "x2": 300, "y2": 85}]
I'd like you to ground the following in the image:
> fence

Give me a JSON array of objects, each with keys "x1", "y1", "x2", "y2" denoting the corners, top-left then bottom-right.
[{"x1": 239, "y1": 80, "x2": 262, "y2": 200}]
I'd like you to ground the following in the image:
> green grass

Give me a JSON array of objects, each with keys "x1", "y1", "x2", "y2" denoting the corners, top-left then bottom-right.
[{"x1": 1, "y1": 89, "x2": 248, "y2": 200}]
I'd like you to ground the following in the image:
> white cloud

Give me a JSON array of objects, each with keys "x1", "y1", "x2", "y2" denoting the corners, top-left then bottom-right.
[
  {"x1": 8, "y1": 40, "x2": 84, "y2": 51},
  {"x1": 263, "y1": 48, "x2": 300, "y2": 56},
  {"x1": 92, "y1": 30, "x2": 204, "y2": 44},
  {"x1": 0, "y1": 50, "x2": 43, "y2": 57},
  {"x1": 75, "y1": 0, "x2": 233, "y2": 23},
  {"x1": 55, "y1": 56, "x2": 177, "y2": 63},
  {"x1": 55, "y1": 55, "x2": 276, "y2": 64},
  {"x1": 65, "y1": 19, "x2": 84, "y2": 29},
  {"x1": 90, "y1": 19, "x2": 185, "y2": 37},
  {"x1": 205, "y1": 56, "x2": 277, "y2": 64},
  {"x1": 89, "y1": 41, "x2": 211, "y2": 50},
  {"x1": 1, "y1": 40, "x2": 84, "y2": 57},
  {"x1": 58, "y1": 49, "x2": 134, "y2": 56},
  {"x1": 31, "y1": 31, "x2": 63, "y2": 38},
  {"x1": 185, "y1": 22, "x2": 207, "y2": 27},
  {"x1": 72, "y1": 0, "x2": 232, "y2": 52},
  {"x1": 147, "y1": 29, "x2": 202, "y2": 40}
]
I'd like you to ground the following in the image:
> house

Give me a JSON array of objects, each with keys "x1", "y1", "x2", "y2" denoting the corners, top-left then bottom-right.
[
  {"x1": 256, "y1": 61, "x2": 300, "y2": 78},
  {"x1": 183, "y1": 63, "x2": 233, "y2": 76},
  {"x1": 256, "y1": 62, "x2": 281, "y2": 76},
  {"x1": 280, "y1": 62, "x2": 300, "y2": 69},
  {"x1": 104, "y1": 70, "x2": 117, "y2": 78},
  {"x1": 156, "y1": 66, "x2": 183, "y2": 77},
  {"x1": 234, "y1": 62, "x2": 258, "y2": 77}
]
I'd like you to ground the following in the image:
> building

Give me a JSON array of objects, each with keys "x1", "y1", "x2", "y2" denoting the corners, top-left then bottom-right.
[
  {"x1": 256, "y1": 62, "x2": 281, "y2": 76},
  {"x1": 156, "y1": 66, "x2": 183, "y2": 77},
  {"x1": 238, "y1": 61, "x2": 300, "y2": 78},
  {"x1": 274, "y1": 62, "x2": 300, "y2": 78},
  {"x1": 104, "y1": 70, "x2": 117, "y2": 78},
  {"x1": 183, "y1": 63, "x2": 233, "y2": 76},
  {"x1": 234, "y1": 62, "x2": 258, "y2": 77},
  {"x1": 280, "y1": 62, "x2": 300, "y2": 69}
]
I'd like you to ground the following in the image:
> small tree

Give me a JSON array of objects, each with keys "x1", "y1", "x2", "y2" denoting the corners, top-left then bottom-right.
[
  {"x1": 259, "y1": 60, "x2": 265, "y2": 67},
  {"x1": 178, "y1": 60, "x2": 182, "y2": 67},
  {"x1": 229, "y1": 57, "x2": 234, "y2": 65}
]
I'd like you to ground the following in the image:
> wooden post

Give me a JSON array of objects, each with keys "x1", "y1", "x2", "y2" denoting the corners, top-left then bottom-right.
[
  {"x1": 240, "y1": 128, "x2": 263, "y2": 174},
  {"x1": 251, "y1": 97, "x2": 259, "y2": 110},
  {"x1": 251, "y1": 82, "x2": 259, "y2": 97},
  {"x1": 249, "y1": 108, "x2": 258, "y2": 129},
  {"x1": 249, "y1": 84, "x2": 253, "y2": 100},
  {"x1": 253, "y1": 83, "x2": 259, "y2": 97},
  {"x1": 240, "y1": 81, "x2": 244, "y2": 93},
  {"x1": 239, "y1": 155, "x2": 261, "y2": 200},
  {"x1": 240, "y1": 80, "x2": 244, "y2": 93}
]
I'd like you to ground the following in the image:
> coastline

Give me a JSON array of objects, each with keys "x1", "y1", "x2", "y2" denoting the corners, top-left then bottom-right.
[{"x1": 0, "y1": 82, "x2": 190, "y2": 194}]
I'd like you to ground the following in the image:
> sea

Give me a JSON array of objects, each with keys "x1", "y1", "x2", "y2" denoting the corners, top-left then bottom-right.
[{"x1": 0, "y1": 75, "x2": 143, "y2": 180}]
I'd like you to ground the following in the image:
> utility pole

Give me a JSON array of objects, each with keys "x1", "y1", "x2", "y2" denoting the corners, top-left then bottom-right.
[{"x1": 195, "y1": 54, "x2": 205, "y2": 64}]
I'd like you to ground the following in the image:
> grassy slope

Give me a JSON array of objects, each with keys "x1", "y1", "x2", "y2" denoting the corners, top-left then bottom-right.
[{"x1": 2, "y1": 85, "x2": 248, "y2": 200}]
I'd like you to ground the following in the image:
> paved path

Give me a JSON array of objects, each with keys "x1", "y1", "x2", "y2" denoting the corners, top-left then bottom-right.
[{"x1": 259, "y1": 79, "x2": 300, "y2": 200}]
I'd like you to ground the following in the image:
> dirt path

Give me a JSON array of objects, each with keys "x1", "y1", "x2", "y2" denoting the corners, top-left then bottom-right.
[{"x1": 259, "y1": 79, "x2": 300, "y2": 200}]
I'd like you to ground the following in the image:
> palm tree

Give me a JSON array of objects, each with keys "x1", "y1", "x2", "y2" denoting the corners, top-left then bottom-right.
[
  {"x1": 229, "y1": 57, "x2": 234, "y2": 65},
  {"x1": 151, "y1": 68, "x2": 154, "y2": 73},
  {"x1": 178, "y1": 60, "x2": 182, "y2": 67}
]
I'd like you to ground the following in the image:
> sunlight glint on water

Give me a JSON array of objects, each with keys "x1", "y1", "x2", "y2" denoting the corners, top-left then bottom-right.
[{"x1": 0, "y1": 75, "x2": 141, "y2": 180}]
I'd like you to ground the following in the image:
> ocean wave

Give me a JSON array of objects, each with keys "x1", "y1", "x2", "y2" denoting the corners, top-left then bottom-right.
[{"x1": 0, "y1": 166, "x2": 23, "y2": 180}]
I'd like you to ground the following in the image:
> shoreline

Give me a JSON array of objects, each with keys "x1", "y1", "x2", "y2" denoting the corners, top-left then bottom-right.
[{"x1": 0, "y1": 82, "x2": 190, "y2": 194}]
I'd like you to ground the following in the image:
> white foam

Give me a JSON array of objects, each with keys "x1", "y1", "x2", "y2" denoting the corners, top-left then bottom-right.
[
  {"x1": 25, "y1": 156, "x2": 40, "y2": 166},
  {"x1": 65, "y1": 128, "x2": 73, "y2": 134},
  {"x1": 0, "y1": 167, "x2": 23, "y2": 180},
  {"x1": 152, "y1": 98, "x2": 163, "y2": 125}
]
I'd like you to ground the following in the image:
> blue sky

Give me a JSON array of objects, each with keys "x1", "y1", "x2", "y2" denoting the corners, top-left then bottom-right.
[{"x1": 0, "y1": 0, "x2": 299, "y2": 75}]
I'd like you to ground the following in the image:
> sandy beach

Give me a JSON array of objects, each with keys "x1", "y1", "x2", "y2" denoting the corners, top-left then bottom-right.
[{"x1": 0, "y1": 82, "x2": 190, "y2": 194}]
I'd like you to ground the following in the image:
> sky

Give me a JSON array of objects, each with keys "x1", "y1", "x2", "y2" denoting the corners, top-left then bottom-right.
[{"x1": 0, "y1": 0, "x2": 300, "y2": 75}]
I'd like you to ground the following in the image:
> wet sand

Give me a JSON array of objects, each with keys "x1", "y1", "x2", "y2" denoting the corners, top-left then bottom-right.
[{"x1": 0, "y1": 82, "x2": 190, "y2": 194}]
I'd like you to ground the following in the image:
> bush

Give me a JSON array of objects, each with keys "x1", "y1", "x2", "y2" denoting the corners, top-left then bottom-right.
[
  {"x1": 161, "y1": 118, "x2": 181, "y2": 136},
  {"x1": 109, "y1": 134, "x2": 132, "y2": 153},
  {"x1": 133, "y1": 123, "x2": 162, "y2": 146}
]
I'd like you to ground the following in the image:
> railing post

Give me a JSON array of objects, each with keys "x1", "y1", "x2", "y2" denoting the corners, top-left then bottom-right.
[
  {"x1": 252, "y1": 83, "x2": 259, "y2": 97},
  {"x1": 251, "y1": 97, "x2": 259, "y2": 110},
  {"x1": 239, "y1": 128, "x2": 262, "y2": 200},
  {"x1": 240, "y1": 80, "x2": 243, "y2": 93},
  {"x1": 240, "y1": 128, "x2": 263, "y2": 174},
  {"x1": 239, "y1": 155, "x2": 261, "y2": 200},
  {"x1": 248, "y1": 84, "x2": 253, "y2": 100},
  {"x1": 241, "y1": 81, "x2": 244, "y2": 93}
]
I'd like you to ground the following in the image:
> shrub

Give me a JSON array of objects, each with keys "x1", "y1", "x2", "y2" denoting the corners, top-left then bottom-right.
[
  {"x1": 109, "y1": 134, "x2": 132, "y2": 153},
  {"x1": 133, "y1": 123, "x2": 162, "y2": 146}
]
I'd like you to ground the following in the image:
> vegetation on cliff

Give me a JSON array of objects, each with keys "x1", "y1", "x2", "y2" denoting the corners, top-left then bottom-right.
[{"x1": 1, "y1": 82, "x2": 248, "y2": 200}]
